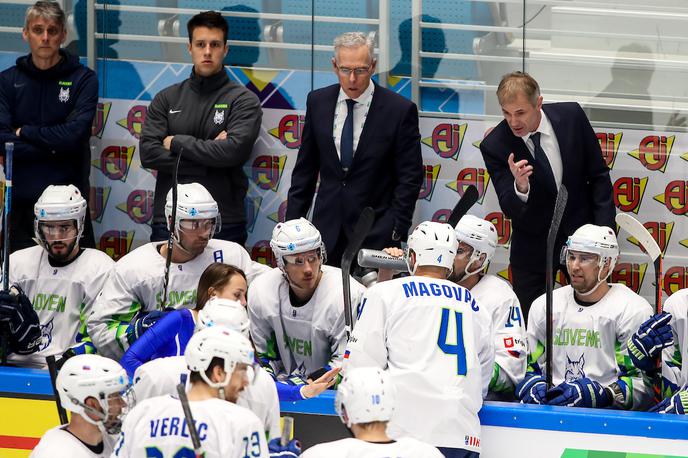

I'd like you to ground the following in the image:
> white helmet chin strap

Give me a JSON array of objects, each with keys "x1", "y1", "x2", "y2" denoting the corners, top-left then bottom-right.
[{"x1": 574, "y1": 259, "x2": 610, "y2": 298}]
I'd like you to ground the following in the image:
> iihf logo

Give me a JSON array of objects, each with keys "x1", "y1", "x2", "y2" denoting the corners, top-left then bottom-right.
[
  {"x1": 189, "y1": 208, "x2": 198, "y2": 216},
  {"x1": 58, "y1": 87, "x2": 70, "y2": 103},
  {"x1": 213, "y1": 110, "x2": 224, "y2": 125}
]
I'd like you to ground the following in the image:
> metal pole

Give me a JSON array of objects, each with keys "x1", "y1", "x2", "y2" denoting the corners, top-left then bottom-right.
[
  {"x1": 377, "y1": 0, "x2": 389, "y2": 89},
  {"x1": 411, "y1": 0, "x2": 421, "y2": 106},
  {"x1": 86, "y1": 0, "x2": 96, "y2": 71}
]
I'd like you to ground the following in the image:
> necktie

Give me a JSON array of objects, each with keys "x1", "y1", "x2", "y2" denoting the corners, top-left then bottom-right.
[
  {"x1": 340, "y1": 99, "x2": 356, "y2": 171},
  {"x1": 530, "y1": 132, "x2": 557, "y2": 193}
]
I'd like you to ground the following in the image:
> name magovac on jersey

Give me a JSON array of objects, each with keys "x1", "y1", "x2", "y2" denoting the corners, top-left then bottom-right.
[
  {"x1": 155, "y1": 289, "x2": 197, "y2": 308},
  {"x1": 150, "y1": 416, "x2": 208, "y2": 441},
  {"x1": 33, "y1": 293, "x2": 67, "y2": 313},
  {"x1": 554, "y1": 327, "x2": 601, "y2": 348},
  {"x1": 402, "y1": 281, "x2": 479, "y2": 311},
  {"x1": 284, "y1": 335, "x2": 312, "y2": 356}
]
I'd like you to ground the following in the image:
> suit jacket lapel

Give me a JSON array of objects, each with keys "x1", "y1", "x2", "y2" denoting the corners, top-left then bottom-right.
[
  {"x1": 322, "y1": 85, "x2": 342, "y2": 175},
  {"x1": 351, "y1": 82, "x2": 383, "y2": 167}
]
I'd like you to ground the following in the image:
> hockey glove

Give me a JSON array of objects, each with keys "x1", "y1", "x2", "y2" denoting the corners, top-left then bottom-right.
[
  {"x1": 0, "y1": 286, "x2": 41, "y2": 355},
  {"x1": 628, "y1": 312, "x2": 674, "y2": 372},
  {"x1": 649, "y1": 390, "x2": 688, "y2": 415},
  {"x1": 515, "y1": 373, "x2": 547, "y2": 404},
  {"x1": 546, "y1": 378, "x2": 612, "y2": 408},
  {"x1": 268, "y1": 438, "x2": 301, "y2": 458},
  {"x1": 131, "y1": 310, "x2": 167, "y2": 341}
]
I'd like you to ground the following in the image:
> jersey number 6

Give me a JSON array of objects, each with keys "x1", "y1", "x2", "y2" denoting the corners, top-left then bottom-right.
[{"x1": 438, "y1": 308, "x2": 467, "y2": 375}]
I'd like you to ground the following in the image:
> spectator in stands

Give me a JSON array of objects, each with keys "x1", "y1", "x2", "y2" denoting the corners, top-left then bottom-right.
[
  {"x1": 140, "y1": 10, "x2": 262, "y2": 246},
  {"x1": 0, "y1": 0, "x2": 98, "y2": 252}
]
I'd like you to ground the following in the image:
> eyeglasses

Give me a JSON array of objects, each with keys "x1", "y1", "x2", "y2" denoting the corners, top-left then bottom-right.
[
  {"x1": 39, "y1": 222, "x2": 76, "y2": 236},
  {"x1": 283, "y1": 253, "x2": 321, "y2": 266},
  {"x1": 335, "y1": 65, "x2": 372, "y2": 77},
  {"x1": 179, "y1": 219, "x2": 216, "y2": 232},
  {"x1": 565, "y1": 251, "x2": 599, "y2": 266}
]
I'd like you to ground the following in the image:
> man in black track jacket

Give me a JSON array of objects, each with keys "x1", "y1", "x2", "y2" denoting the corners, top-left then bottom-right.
[{"x1": 140, "y1": 11, "x2": 262, "y2": 246}]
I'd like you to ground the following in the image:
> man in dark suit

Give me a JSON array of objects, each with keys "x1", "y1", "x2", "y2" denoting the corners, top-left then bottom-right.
[
  {"x1": 286, "y1": 32, "x2": 423, "y2": 267},
  {"x1": 480, "y1": 72, "x2": 615, "y2": 318}
]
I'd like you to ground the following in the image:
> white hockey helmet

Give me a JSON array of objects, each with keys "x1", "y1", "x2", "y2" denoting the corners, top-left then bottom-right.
[
  {"x1": 335, "y1": 367, "x2": 396, "y2": 427},
  {"x1": 405, "y1": 221, "x2": 458, "y2": 275},
  {"x1": 565, "y1": 224, "x2": 619, "y2": 277},
  {"x1": 270, "y1": 218, "x2": 326, "y2": 269},
  {"x1": 185, "y1": 326, "x2": 255, "y2": 396},
  {"x1": 56, "y1": 354, "x2": 132, "y2": 434},
  {"x1": 196, "y1": 297, "x2": 250, "y2": 338},
  {"x1": 454, "y1": 215, "x2": 498, "y2": 276},
  {"x1": 165, "y1": 183, "x2": 221, "y2": 239},
  {"x1": 33, "y1": 184, "x2": 87, "y2": 244}
]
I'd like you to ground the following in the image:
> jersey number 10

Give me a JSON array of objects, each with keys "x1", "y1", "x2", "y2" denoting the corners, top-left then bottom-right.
[{"x1": 437, "y1": 308, "x2": 467, "y2": 375}]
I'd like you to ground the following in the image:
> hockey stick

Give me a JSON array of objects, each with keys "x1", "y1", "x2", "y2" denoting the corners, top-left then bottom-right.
[
  {"x1": 176, "y1": 383, "x2": 203, "y2": 458},
  {"x1": 161, "y1": 148, "x2": 183, "y2": 309},
  {"x1": 46, "y1": 355, "x2": 69, "y2": 424},
  {"x1": 615, "y1": 213, "x2": 663, "y2": 314},
  {"x1": 356, "y1": 185, "x2": 481, "y2": 272},
  {"x1": 545, "y1": 184, "x2": 568, "y2": 389},
  {"x1": 341, "y1": 207, "x2": 375, "y2": 338},
  {"x1": 1, "y1": 142, "x2": 13, "y2": 365}
]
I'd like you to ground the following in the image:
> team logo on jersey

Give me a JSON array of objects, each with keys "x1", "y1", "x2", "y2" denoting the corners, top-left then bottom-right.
[
  {"x1": 89, "y1": 186, "x2": 112, "y2": 223},
  {"x1": 91, "y1": 145, "x2": 135, "y2": 182},
  {"x1": 625, "y1": 221, "x2": 673, "y2": 256},
  {"x1": 117, "y1": 104, "x2": 147, "y2": 139},
  {"x1": 446, "y1": 168, "x2": 491, "y2": 204},
  {"x1": 37, "y1": 318, "x2": 55, "y2": 351},
  {"x1": 157, "y1": 289, "x2": 197, "y2": 309},
  {"x1": 664, "y1": 266, "x2": 688, "y2": 295},
  {"x1": 252, "y1": 155, "x2": 287, "y2": 191},
  {"x1": 628, "y1": 135, "x2": 674, "y2": 173},
  {"x1": 268, "y1": 199, "x2": 288, "y2": 224},
  {"x1": 653, "y1": 180, "x2": 688, "y2": 216},
  {"x1": 58, "y1": 86, "x2": 70, "y2": 103},
  {"x1": 612, "y1": 262, "x2": 647, "y2": 294},
  {"x1": 92, "y1": 102, "x2": 112, "y2": 138},
  {"x1": 418, "y1": 164, "x2": 441, "y2": 201},
  {"x1": 268, "y1": 114, "x2": 305, "y2": 149},
  {"x1": 596, "y1": 132, "x2": 622, "y2": 169},
  {"x1": 98, "y1": 230, "x2": 135, "y2": 261},
  {"x1": 33, "y1": 293, "x2": 66, "y2": 312},
  {"x1": 564, "y1": 354, "x2": 586, "y2": 382},
  {"x1": 116, "y1": 190, "x2": 154, "y2": 224},
  {"x1": 213, "y1": 109, "x2": 225, "y2": 125},
  {"x1": 245, "y1": 196, "x2": 262, "y2": 233},
  {"x1": 250, "y1": 240, "x2": 276, "y2": 267},
  {"x1": 421, "y1": 123, "x2": 467, "y2": 160},
  {"x1": 613, "y1": 176, "x2": 648, "y2": 214},
  {"x1": 485, "y1": 211, "x2": 512, "y2": 246}
]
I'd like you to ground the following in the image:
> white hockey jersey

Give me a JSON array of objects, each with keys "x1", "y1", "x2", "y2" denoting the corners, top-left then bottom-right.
[
  {"x1": 301, "y1": 437, "x2": 444, "y2": 458},
  {"x1": 661, "y1": 289, "x2": 688, "y2": 395},
  {"x1": 471, "y1": 274, "x2": 527, "y2": 393},
  {"x1": 30, "y1": 425, "x2": 115, "y2": 457},
  {"x1": 88, "y1": 240, "x2": 269, "y2": 359},
  {"x1": 131, "y1": 355, "x2": 280, "y2": 440},
  {"x1": 9, "y1": 246, "x2": 113, "y2": 368},
  {"x1": 344, "y1": 276, "x2": 494, "y2": 452},
  {"x1": 113, "y1": 395, "x2": 268, "y2": 458},
  {"x1": 248, "y1": 266, "x2": 364, "y2": 377},
  {"x1": 527, "y1": 284, "x2": 653, "y2": 409}
]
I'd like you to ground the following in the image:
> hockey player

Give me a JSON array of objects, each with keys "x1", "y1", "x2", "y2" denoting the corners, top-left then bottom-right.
[
  {"x1": 88, "y1": 182, "x2": 269, "y2": 359},
  {"x1": 130, "y1": 297, "x2": 281, "y2": 439},
  {"x1": 113, "y1": 326, "x2": 270, "y2": 457},
  {"x1": 302, "y1": 367, "x2": 443, "y2": 458},
  {"x1": 345, "y1": 221, "x2": 494, "y2": 457},
  {"x1": 31, "y1": 354, "x2": 132, "y2": 457},
  {"x1": 3, "y1": 185, "x2": 113, "y2": 368},
  {"x1": 627, "y1": 293, "x2": 687, "y2": 414},
  {"x1": 517, "y1": 224, "x2": 653, "y2": 410},
  {"x1": 248, "y1": 218, "x2": 362, "y2": 397}
]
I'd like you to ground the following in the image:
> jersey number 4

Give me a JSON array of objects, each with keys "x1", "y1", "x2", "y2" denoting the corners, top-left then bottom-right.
[{"x1": 437, "y1": 308, "x2": 467, "y2": 375}]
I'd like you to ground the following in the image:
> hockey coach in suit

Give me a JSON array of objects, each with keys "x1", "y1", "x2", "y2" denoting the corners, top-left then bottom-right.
[
  {"x1": 480, "y1": 72, "x2": 616, "y2": 318},
  {"x1": 286, "y1": 32, "x2": 423, "y2": 267}
]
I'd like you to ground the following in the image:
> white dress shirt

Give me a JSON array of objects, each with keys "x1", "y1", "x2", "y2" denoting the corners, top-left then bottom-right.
[
  {"x1": 332, "y1": 81, "x2": 375, "y2": 161},
  {"x1": 515, "y1": 109, "x2": 563, "y2": 202}
]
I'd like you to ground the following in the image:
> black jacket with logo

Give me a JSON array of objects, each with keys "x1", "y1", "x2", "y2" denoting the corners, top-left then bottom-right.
[
  {"x1": 0, "y1": 50, "x2": 98, "y2": 200},
  {"x1": 140, "y1": 68, "x2": 262, "y2": 226}
]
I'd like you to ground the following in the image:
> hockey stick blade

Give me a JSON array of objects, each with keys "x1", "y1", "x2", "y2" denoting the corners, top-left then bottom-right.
[
  {"x1": 176, "y1": 383, "x2": 203, "y2": 457},
  {"x1": 545, "y1": 185, "x2": 568, "y2": 389},
  {"x1": 616, "y1": 213, "x2": 663, "y2": 313},
  {"x1": 448, "y1": 185, "x2": 479, "y2": 227},
  {"x1": 342, "y1": 207, "x2": 375, "y2": 337}
]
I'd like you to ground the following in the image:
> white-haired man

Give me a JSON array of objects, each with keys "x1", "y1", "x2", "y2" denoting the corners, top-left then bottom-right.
[
  {"x1": 286, "y1": 31, "x2": 422, "y2": 267},
  {"x1": 88, "y1": 182, "x2": 268, "y2": 359},
  {"x1": 31, "y1": 354, "x2": 132, "y2": 457},
  {"x1": 517, "y1": 224, "x2": 653, "y2": 410},
  {"x1": 302, "y1": 367, "x2": 443, "y2": 457},
  {"x1": 248, "y1": 218, "x2": 361, "y2": 398},
  {"x1": 345, "y1": 221, "x2": 494, "y2": 458}
]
